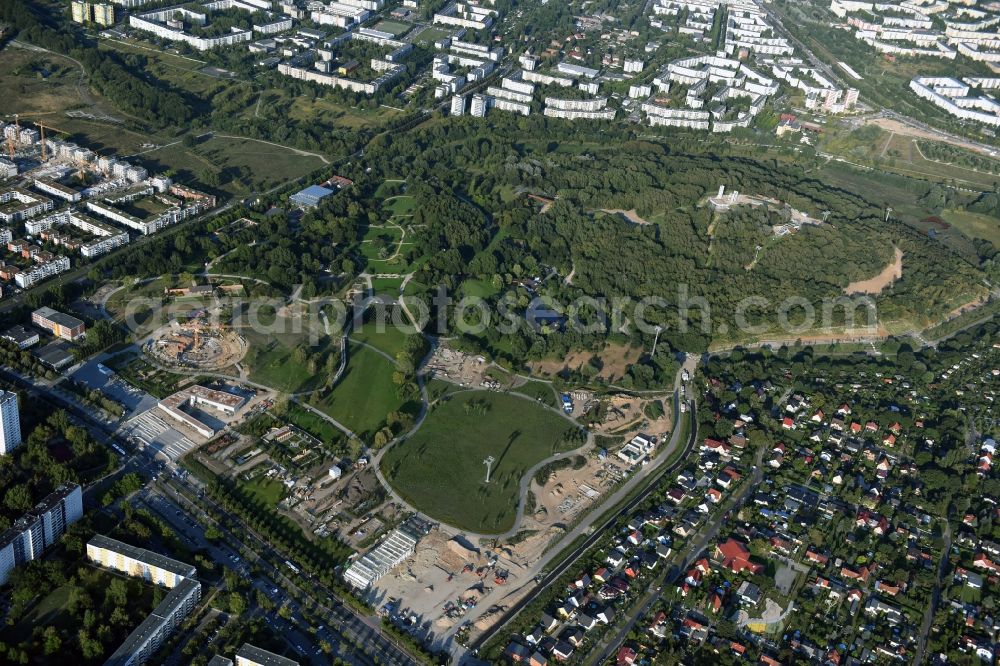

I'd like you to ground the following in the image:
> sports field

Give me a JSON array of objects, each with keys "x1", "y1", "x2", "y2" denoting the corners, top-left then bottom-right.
[{"x1": 381, "y1": 391, "x2": 580, "y2": 533}]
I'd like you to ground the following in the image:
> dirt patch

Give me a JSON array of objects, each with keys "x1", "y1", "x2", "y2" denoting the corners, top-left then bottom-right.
[
  {"x1": 846, "y1": 246, "x2": 903, "y2": 295},
  {"x1": 601, "y1": 209, "x2": 650, "y2": 225},
  {"x1": 529, "y1": 343, "x2": 642, "y2": 382},
  {"x1": 945, "y1": 294, "x2": 989, "y2": 320},
  {"x1": 865, "y1": 117, "x2": 997, "y2": 159}
]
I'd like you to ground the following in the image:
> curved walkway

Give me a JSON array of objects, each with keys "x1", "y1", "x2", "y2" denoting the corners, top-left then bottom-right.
[{"x1": 372, "y1": 384, "x2": 593, "y2": 542}]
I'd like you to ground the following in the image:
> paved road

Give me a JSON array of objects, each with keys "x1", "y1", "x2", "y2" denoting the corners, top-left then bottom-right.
[
  {"x1": 159, "y1": 475, "x2": 420, "y2": 666},
  {"x1": 461, "y1": 397, "x2": 699, "y2": 661},
  {"x1": 914, "y1": 521, "x2": 952, "y2": 665},
  {"x1": 586, "y1": 445, "x2": 766, "y2": 665}
]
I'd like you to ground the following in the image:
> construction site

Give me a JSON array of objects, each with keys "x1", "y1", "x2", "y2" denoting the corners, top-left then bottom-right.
[
  {"x1": 145, "y1": 319, "x2": 247, "y2": 371},
  {"x1": 367, "y1": 447, "x2": 639, "y2": 650}
]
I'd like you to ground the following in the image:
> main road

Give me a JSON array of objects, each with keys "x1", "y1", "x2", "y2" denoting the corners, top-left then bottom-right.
[
  {"x1": 585, "y1": 445, "x2": 767, "y2": 665},
  {"x1": 460, "y1": 355, "x2": 699, "y2": 661}
]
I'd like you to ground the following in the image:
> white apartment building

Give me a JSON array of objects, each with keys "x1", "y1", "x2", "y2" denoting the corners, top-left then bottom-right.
[
  {"x1": 88, "y1": 534, "x2": 197, "y2": 587},
  {"x1": 15, "y1": 255, "x2": 71, "y2": 289},
  {"x1": 0, "y1": 158, "x2": 18, "y2": 179},
  {"x1": 470, "y1": 93, "x2": 488, "y2": 117},
  {"x1": 486, "y1": 86, "x2": 533, "y2": 104},
  {"x1": 433, "y1": 2, "x2": 496, "y2": 30},
  {"x1": 0, "y1": 391, "x2": 21, "y2": 456},
  {"x1": 492, "y1": 97, "x2": 531, "y2": 115},
  {"x1": 910, "y1": 75, "x2": 1000, "y2": 125},
  {"x1": 0, "y1": 484, "x2": 83, "y2": 585},
  {"x1": 0, "y1": 189, "x2": 54, "y2": 224}
]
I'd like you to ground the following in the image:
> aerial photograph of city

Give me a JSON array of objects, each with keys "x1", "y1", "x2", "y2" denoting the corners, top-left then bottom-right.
[{"x1": 0, "y1": 0, "x2": 999, "y2": 664}]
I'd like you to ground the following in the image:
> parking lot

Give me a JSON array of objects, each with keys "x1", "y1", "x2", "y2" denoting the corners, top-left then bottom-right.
[
  {"x1": 71, "y1": 359, "x2": 158, "y2": 414},
  {"x1": 122, "y1": 410, "x2": 198, "y2": 460}
]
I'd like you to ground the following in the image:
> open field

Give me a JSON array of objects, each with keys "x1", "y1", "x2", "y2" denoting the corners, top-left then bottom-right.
[
  {"x1": 382, "y1": 195, "x2": 417, "y2": 216},
  {"x1": 242, "y1": 475, "x2": 286, "y2": 506},
  {"x1": 940, "y1": 209, "x2": 1000, "y2": 247},
  {"x1": 374, "y1": 19, "x2": 413, "y2": 37},
  {"x1": 846, "y1": 246, "x2": 903, "y2": 295},
  {"x1": 412, "y1": 26, "x2": 455, "y2": 45},
  {"x1": 350, "y1": 318, "x2": 418, "y2": 357},
  {"x1": 285, "y1": 403, "x2": 345, "y2": 446},
  {"x1": 139, "y1": 135, "x2": 324, "y2": 196},
  {"x1": 819, "y1": 123, "x2": 1000, "y2": 192},
  {"x1": 310, "y1": 343, "x2": 413, "y2": 438},
  {"x1": 529, "y1": 343, "x2": 643, "y2": 383},
  {"x1": 381, "y1": 391, "x2": 579, "y2": 533},
  {"x1": 517, "y1": 379, "x2": 558, "y2": 407},
  {"x1": 241, "y1": 307, "x2": 335, "y2": 393}
]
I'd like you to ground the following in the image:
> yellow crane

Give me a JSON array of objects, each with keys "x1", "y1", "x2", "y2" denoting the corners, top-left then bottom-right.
[
  {"x1": 33, "y1": 121, "x2": 69, "y2": 162},
  {"x1": 6, "y1": 114, "x2": 18, "y2": 161}
]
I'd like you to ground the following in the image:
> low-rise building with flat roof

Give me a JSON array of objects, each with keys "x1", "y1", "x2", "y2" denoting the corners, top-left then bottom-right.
[
  {"x1": 289, "y1": 184, "x2": 335, "y2": 208},
  {"x1": 32, "y1": 306, "x2": 86, "y2": 341},
  {"x1": 236, "y1": 643, "x2": 300, "y2": 666}
]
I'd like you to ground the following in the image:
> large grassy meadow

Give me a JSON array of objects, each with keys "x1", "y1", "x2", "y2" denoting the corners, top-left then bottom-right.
[{"x1": 381, "y1": 391, "x2": 579, "y2": 533}]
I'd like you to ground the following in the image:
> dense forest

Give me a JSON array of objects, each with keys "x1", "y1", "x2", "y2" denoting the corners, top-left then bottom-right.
[{"x1": 353, "y1": 120, "x2": 986, "y2": 360}]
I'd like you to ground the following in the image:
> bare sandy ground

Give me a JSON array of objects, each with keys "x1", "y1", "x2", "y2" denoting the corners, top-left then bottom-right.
[
  {"x1": 865, "y1": 117, "x2": 996, "y2": 158},
  {"x1": 846, "y1": 246, "x2": 903, "y2": 295},
  {"x1": 601, "y1": 209, "x2": 651, "y2": 225},
  {"x1": 530, "y1": 344, "x2": 642, "y2": 382}
]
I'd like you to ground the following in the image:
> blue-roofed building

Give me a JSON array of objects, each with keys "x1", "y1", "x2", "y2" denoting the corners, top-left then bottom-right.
[{"x1": 290, "y1": 184, "x2": 335, "y2": 208}]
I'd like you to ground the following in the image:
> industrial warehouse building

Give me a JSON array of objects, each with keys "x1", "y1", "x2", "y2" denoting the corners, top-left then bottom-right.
[{"x1": 344, "y1": 527, "x2": 419, "y2": 589}]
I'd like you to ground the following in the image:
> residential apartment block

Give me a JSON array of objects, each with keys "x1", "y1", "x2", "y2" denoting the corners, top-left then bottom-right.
[
  {"x1": 0, "y1": 484, "x2": 83, "y2": 585},
  {"x1": 88, "y1": 535, "x2": 203, "y2": 666}
]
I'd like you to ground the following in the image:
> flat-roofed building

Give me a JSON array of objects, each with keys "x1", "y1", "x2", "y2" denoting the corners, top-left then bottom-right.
[
  {"x1": 1, "y1": 326, "x2": 39, "y2": 349},
  {"x1": 344, "y1": 527, "x2": 418, "y2": 589},
  {"x1": 157, "y1": 385, "x2": 247, "y2": 438},
  {"x1": 32, "y1": 306, "x2": 86, "y2": 341},
  {"x1": 0, "y1": 484, "x2": 83, "y2": 585},
  {"x1": 89, "y1": 534, "x2": 202, "y2": 666},
  {"x1": 0, "y1": 390, "x2": 20, "y2": 455},
  {"x1": 236, "y1": 643, "x2": 300, "y2": 666},
  {"x1": 87, "y1": 534, "x2": 197, "y2": 587},
  {"x1": 104, "y1": 577, "x2": 201, "y2": 666}
]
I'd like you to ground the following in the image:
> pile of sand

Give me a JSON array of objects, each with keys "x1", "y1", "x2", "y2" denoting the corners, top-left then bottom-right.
[{"x1": 448, "y1": 538, "x2": 480, "y2": 561}]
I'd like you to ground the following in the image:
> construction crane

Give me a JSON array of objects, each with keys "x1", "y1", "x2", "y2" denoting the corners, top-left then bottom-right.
[
  {"x1": 6, "y1": 114, "x2": 17, "y2": 160},
  {"x1": 33, "y1": 121, "x2": 68, "y2": 162}
]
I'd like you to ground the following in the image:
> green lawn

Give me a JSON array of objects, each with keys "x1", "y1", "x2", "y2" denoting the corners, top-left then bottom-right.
[
  {"x1": 374, "y1": 19, "x2": 412, "y2": 37},
  {"x1": 141, "y1": 135, "x2": 324, "y2": 196},
  {"x1": 245, "y1": 336, "x2": 333, "y2": 394},
  {"x1": 350, "y1": 318, "x2": 419, "y2": 357},
  {"x1": 941, "y1": 209, "x2": 1000, "y2": 247},
  {"x1": 285, "y1": 403, "x2": 344, "y2": 446},
  {"x1": 242, "y1": 475, "x2": 285, "y2": 506},
  {"x1": 518, "y1": 380, "x2": 557, "y2": 407},
  {"x1": 460, "y1": 278, "x2": 500, "y2": 299},
  {"x1": 370, "y1": 276, "x2": 405, "y2": 294},
  {"x1": 242, "y1": 311, "x2": 334, "y2": 393},
  {"x1": 413, "y1": 26, "x2": 454, "y2": 45},
  {"x1": 381, "y1": 391, "x2": 580, "y2": 533},
  {"x1": 310, "y1": 343, "x2": 414, "y2": 438},
  {"x1": 383, "y1": 195, "x2": 417, "y2": 216}
]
